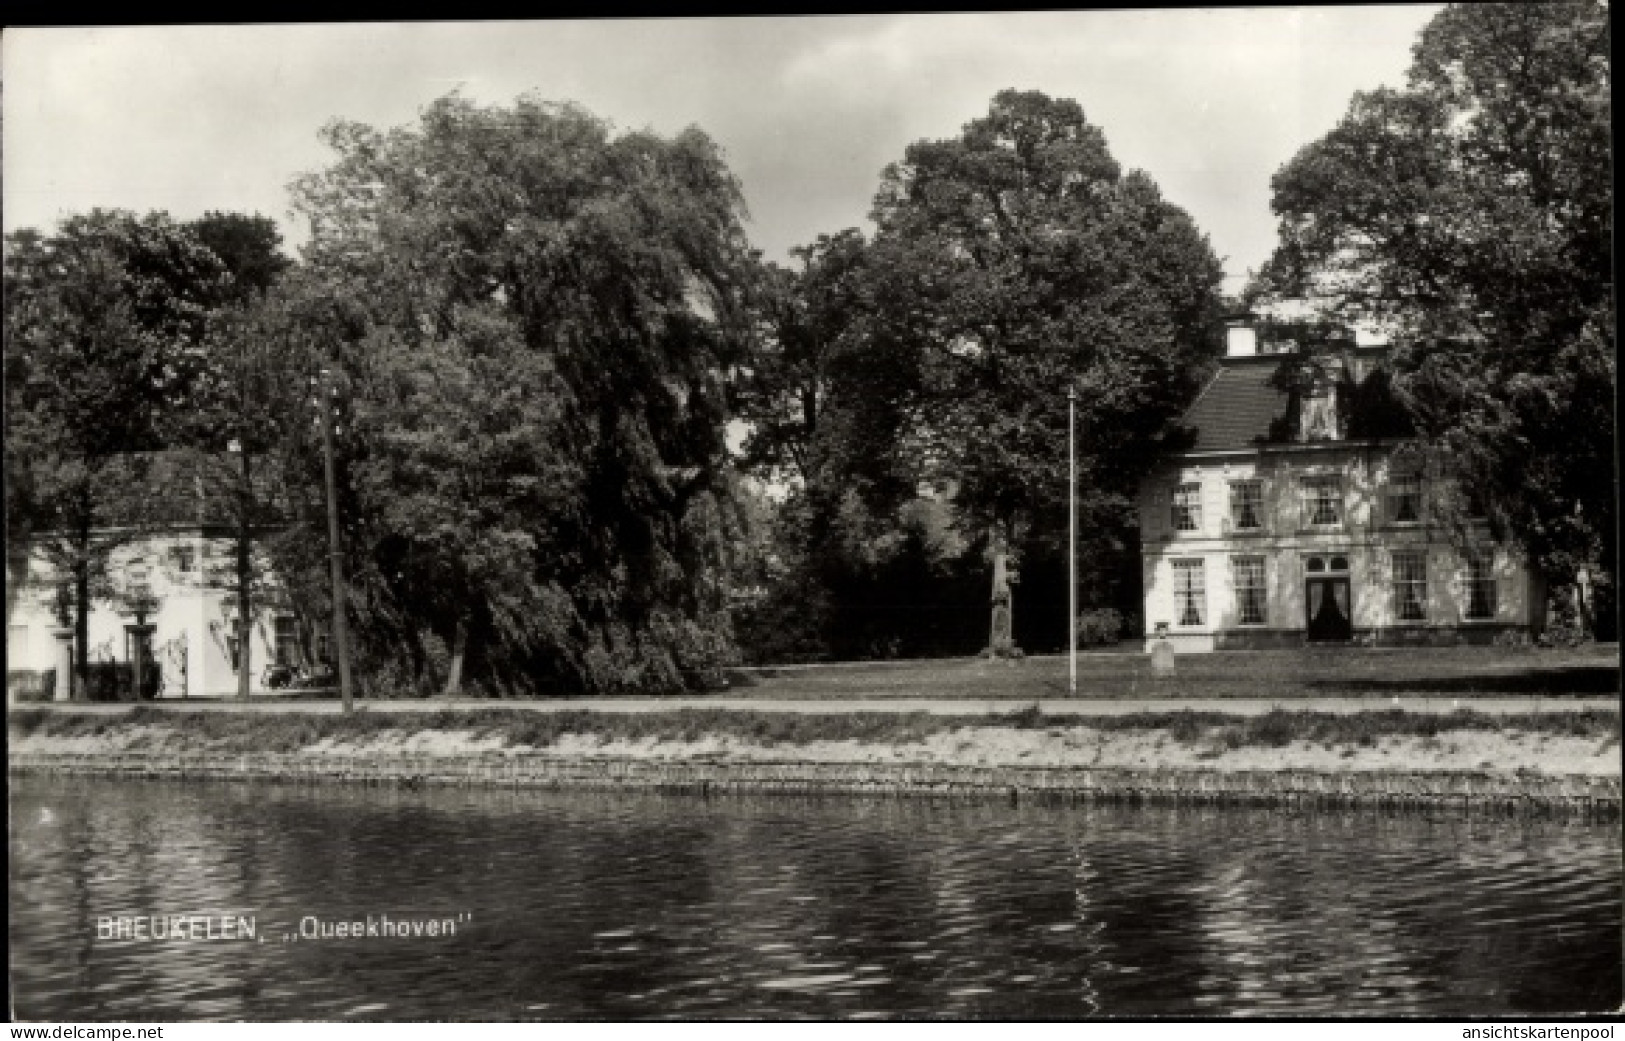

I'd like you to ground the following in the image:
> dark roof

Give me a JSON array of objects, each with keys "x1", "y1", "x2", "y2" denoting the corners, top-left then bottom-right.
[
  {"x1": 75, "y1": 450, "x2": 292, "y2": 529},
  {"x1": 1175, "y1": 347, "x2": 1412, "y2": 455},
  {"x1": 1180, "y1": 356, "x2": 1287, "y2": 453}
]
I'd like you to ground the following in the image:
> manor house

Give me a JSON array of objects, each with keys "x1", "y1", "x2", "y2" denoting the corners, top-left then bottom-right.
[{"x1": 1138, "y1": 316, "x2": 1546, "y2": 652}]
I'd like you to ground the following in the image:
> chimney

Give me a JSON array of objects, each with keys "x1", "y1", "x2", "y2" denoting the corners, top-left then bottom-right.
[{"x1": 1224, "y1": 314, "x2": 1258, "y2": 358}]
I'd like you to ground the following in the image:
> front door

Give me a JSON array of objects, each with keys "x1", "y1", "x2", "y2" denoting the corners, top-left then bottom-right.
[{"x1": 1305, "y1": 577, "x2": 1352, "y2": 642}]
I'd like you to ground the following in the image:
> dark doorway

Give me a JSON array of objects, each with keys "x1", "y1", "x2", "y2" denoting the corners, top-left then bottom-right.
[{"x1": 1306, "y1": 577, "x2": 1352, "y2": 641}]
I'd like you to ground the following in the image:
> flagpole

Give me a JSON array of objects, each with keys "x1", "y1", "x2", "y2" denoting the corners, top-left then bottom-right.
[{"x1": 1068, "y1": 385, "x2": 1077, "y2": 697}]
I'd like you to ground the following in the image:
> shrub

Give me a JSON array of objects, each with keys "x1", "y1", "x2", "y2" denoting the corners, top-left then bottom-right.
[
  {"x1": 1538, "y1": 585, "x2": 1591, "y2": 648},
  {"x1": 1075, "y1": 608, "x2": 1125, "y2": 648}
]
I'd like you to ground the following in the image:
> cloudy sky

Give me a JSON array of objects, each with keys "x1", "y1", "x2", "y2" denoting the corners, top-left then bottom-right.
[{"x1": 4, "y1": 9, "x2": 1441, "y2": 293}]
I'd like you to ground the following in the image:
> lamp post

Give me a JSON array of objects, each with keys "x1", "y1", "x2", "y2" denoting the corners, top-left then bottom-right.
[
  {"x1": 315, "y1": 367, "x2": 354, "y2": 713},
  {"x1": 1068, "y1": 385, "x2": 1077, "y2": 697},
  {"x1": 227, "y1": 437, "x2": 253, "y2": 701}
]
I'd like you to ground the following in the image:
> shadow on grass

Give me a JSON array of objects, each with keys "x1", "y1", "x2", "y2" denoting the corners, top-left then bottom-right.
[{"x1": 1305, "y1": 665, "x2": 1619, "y2": 696}]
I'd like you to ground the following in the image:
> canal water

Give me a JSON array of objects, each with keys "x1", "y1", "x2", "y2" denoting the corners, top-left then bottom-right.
[{"x1": 9, "y1": 776, "x2": 1621, "y2": 1020}]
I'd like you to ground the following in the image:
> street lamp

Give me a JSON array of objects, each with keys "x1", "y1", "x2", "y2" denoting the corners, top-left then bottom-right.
[
  {"x1": 1068, "y1": 385, "x2": 1077, "y2": 697},
  {"x1": 313, "y1": 367, "x2": 355, "y2": 713}
]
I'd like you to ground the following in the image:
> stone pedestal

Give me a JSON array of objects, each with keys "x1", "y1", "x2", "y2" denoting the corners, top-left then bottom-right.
[
  {"x1": 51, "y1": 628, "x2": 74, "y2": 702},
  {"x1": 1150, "y1": 636, "x2": 1176, "y2": 678}
]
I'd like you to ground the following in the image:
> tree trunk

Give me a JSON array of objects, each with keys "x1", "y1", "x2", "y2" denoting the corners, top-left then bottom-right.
[
  {"x1": 73, "y1": 557, "x2": 89, "y2": 702},
  {"x1": 444, "y1": 617, "x2": 468, "y2": 696},
  {"x1": 237, "y1": 451, "x2": 253, "y2": 700},
  {"x1": 5, "y1": 537, "x2": 30, "y2": 630}
]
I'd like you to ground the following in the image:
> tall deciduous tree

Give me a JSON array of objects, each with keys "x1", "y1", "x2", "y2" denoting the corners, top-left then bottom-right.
[
  {"x1": 170, "y1": 212, "x2": 299, "y2": 699},
  {"x1": 287, "y1": 94, "x2": 754, "y2": 694},
  {"x1": 1258, "y1": 1, "x2": 1614, "y2": 630},
  {"x1": 866, "y1": 90, "x2": 1224, "y2": 652},
  {"x1": 5, "y1": 211, "x2": 230, "y2": 697},
  {"x1": 733, "y1": 230, "x2": 873, "y2": 487}
]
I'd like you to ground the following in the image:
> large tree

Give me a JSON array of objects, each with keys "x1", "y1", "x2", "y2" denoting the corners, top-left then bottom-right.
[
  {"x1": 865, "y1": 90, "x2": 1225, "y2": 652},
  {"x1": 732, "y1": 230, "x2": 873, "y2": 488},
  {"x1": 5, "y1": 211, "x2": 231, "y2": 697},
  {"x1": 286, "y1": 94, "x2": 754, "y2": 694},
  {"x1": 167, "y1": 213, "x2": 299, "y2": 699},
  {"x1": 1257, "y1": 1, "x2": 1614, "y2": 630}
]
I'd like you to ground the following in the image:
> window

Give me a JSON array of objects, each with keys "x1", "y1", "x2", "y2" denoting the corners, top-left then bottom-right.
[
  {"x1": 1171, "y1": 482, "x2": 1202, "y2": 533},
  {"x1": 169, "y1": 545, "x2": 196, "y2": 573},
  {"x1": 1229, "y1": 480, "x2": 1264, "y2": 531},
  {"x1": 274, "y1": 617, "x2": 300, "y2": 667},
  {"x1": 1464, "y1": 555, "x2": 1497, "y2": 619},
  {"x1": 1300, "y1": 375, "x2": 1341, "y2": 440},
  {"x1": 1232, "y1": 556, "x2": 1266, "y2": 625},
  {"x1": 1301, "y1": 476, "x2": 1343, "y2": 527},
  {"x1": 1388, "y1": 474, "x2": 1422, "y2": 524},
  {"x1": 1172, "y1": 559, "x2": 1206, "y2": 627},
  {"x1": 1392, "y1": 551, "x2": 1428, "y2": 622}
]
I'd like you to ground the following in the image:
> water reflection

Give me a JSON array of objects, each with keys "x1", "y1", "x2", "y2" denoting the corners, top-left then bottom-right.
[{"x1": 10, "y1": 778, "x2": 1621, "y2": 1020}]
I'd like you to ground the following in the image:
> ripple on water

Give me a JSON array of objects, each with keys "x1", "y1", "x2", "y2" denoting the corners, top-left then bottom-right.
[{"x1": 8, "y1": 779, "x2": 1621, "y2": 1020}]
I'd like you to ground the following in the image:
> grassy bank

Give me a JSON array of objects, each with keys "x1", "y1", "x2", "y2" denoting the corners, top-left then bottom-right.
[
  {"x1": 10, "y1": 704, "x2": 1619, "y2": 755},
  {"x1": 723, "y1": 645, "x2": 1619, "y2": 700}
]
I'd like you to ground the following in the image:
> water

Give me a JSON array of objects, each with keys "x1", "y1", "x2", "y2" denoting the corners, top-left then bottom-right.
[{"x1": 9, "y1": 776, "x2": 1621, "y2": 1020}]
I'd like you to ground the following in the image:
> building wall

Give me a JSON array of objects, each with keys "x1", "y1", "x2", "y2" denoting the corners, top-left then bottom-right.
[
  {"x1": 1138, "y1": 444, "x2": 1544, "y2": 652},
  {"x1": 6, "y1": 532, "x2": 305, "y2": 698}
]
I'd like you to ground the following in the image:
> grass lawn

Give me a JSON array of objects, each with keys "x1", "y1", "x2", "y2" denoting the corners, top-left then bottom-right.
[{"x1": 721, "y1": 643, "x2": 1620, "y2": 700}]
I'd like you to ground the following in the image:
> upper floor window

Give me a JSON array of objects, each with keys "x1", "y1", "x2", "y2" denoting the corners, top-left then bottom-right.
[
  {"x1": 1300, "y1": 476, "x2": 1343, "y2": 527},
  {"x1": 169, "y1": 545, "x2": 196, "y2": 573},
  {"x1": 1172, "y1": 559, "x2": 1206, "y2": 626},
  {"x1": 1171, "y1": 482, "x2": 1202, "y2": 533},
  {"x1": 1388, "y1": 474, "x2": 1422, "y2": 524},
  {"x1": 1464, "y1": 554, "x2": 1497, "y2": 620},
  {"x1": 1232, "y1": 556, "x2": 1266, "y2": 626},
  {"x1": 1229, "y1": 480, "x2": 1264, "y2": 531},
  {"x1": 1392, "y1": 550, "x2": 1428, "y2": 622}
]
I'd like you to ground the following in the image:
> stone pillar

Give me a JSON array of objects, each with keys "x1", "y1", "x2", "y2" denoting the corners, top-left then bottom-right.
[
  {"x1": 51, "y1": 628, "x2": 74, "y2": 702},
  {"x1": 988, "y1": 541, "x2": 1020, "y2": 659}
]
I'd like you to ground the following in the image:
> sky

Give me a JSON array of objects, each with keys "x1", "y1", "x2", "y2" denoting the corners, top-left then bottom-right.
[{"x1": 3, "y1": 9, "x2": 1442, "y2": 295}]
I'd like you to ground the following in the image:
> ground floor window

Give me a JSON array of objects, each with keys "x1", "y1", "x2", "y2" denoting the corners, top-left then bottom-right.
[
  {"x1": 1232, "y1": 556, "x2": 1266, "y2": 625},
  {"x1": 1464, "y1": 555, "x2": 1497, "y2": 619},
  {"x1": 1172, "y1": 559, "x2": 1206, "y2": 626},
  {"x1": 1392, "y1": 550, "x2": 1428, "y2": 621},
  {"x1": 273, "y1": 617, "x2": 300, "y2": 667}
]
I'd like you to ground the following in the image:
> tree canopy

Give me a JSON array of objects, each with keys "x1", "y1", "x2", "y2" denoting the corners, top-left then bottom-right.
[
  {"x1": 728, "y1": 91, "x2": 1225, "y2": 659},
  {"x1": 5, "y1": 210, "x2": 237, "y2": 694},
  {"x1": 1257, "y1": 1, "x2": 1614, "y2": 621},
  {"x1": 869, "y1": 90, "x2": 1224, "y2": 534},
  {"x1": 285, "y1": 94, "x2": 755, "y2": 693}
]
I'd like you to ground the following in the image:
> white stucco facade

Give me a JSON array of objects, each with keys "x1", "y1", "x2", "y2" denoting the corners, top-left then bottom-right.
[
  {"x1": 7, "y1": 532, "x2": 316, "y2": 700},
  {"x1": 1139, "y1": 443, "x2": 1545, "y2": 653}
]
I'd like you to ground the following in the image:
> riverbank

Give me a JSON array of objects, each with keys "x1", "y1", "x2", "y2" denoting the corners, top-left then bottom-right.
[{"x1": 10, "y1": 705, "x2": 1620, "y2": 811}]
